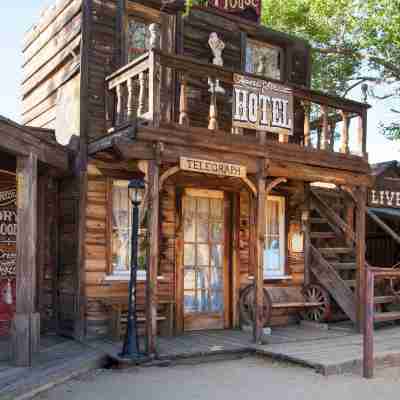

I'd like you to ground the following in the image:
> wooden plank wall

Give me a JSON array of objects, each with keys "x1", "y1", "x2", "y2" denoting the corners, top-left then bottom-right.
[{"x1": 22, "y1": 0, "x2": 83, "y2": 129}]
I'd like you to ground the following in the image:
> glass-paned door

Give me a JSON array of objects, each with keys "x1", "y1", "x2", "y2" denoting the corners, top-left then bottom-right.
[
  {"x1": 264, "y1": 195, "x2": 286, "y2": 278},
  {"x1": 182, "y1": 190, "x2": 226, "y2": 331}
]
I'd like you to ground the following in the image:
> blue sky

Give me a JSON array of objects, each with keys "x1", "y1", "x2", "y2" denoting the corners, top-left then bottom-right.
[{"x1": 1, "y1": 1, "x2": 398, "y2": 164}]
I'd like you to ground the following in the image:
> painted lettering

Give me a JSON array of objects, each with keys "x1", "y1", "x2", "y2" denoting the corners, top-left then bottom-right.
[{"x1": 385, "y1": 191, "x2": 395, "y2": 206}]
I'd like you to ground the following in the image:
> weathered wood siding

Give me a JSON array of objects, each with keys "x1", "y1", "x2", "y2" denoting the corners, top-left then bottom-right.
[{"x1": 22, "y1": 0, "x2": 83, "y2": 130}]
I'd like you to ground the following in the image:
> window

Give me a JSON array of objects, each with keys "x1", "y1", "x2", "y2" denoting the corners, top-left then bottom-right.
[
  {"x1": 111, "y1": 180, "x2": 148, "y2": 275},
  {"x1": 126, "y1": 18, "x2": 151, "y2": 62},
  {"x1": 245, "y1": 39, "x2": 282, "y2": 80},
  {"x1": 264, "y1": 196, "x2": 286, "y2": 278}
]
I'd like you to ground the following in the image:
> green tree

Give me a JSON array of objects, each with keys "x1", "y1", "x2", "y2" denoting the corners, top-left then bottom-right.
[{"x1": 262, "y1": 0, "x2": 400, "y2": 139}]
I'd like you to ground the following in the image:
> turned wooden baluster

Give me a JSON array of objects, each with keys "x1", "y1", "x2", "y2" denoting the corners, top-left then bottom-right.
[
  {"x1": 126, "y1": 77, "x2": 135, "y2": 121},
  {"x1": 115, "y1": 83, "x2": 123, "y2": 126},
  {"x1": 321, "y1": 105, "x2": 329, "y2": 150},
  {"x1": 340, "y1": 110, "x2": 350, "y2": 153},
  {"x1": 356, "y1": 114, "x2": 365, "y2": 156},
  {"x1": 179, "y1": 74, "x2": 189, "y2": 126},
  {"x1": 208, "y1": 82, "x2": 218, "y2": 131},
  {"x1": 303, "y1": 101, "x2": 311, "y2": 147},
  {"x1": 137, "y1": 72, "x2": 147, "y2": 117}
]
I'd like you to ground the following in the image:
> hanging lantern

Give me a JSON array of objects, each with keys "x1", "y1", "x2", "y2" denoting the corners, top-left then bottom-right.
[{"x1": 3, "y1": 279, "x2": 13, "y2": 305}]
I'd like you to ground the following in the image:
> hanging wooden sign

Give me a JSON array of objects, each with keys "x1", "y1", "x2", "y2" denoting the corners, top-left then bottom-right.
[
  {"x1": 232, "y1": 74, "x2": 294, "y2": 135},
  {"x1": 208, "y1": 0, "x2": 261, "y2": 23},
  {"x1": 180, "y1": 157, "x2": 247, "y2": 178},
  {"x1": 368, "y1": 178, "x2": 400, "y2": 209}
]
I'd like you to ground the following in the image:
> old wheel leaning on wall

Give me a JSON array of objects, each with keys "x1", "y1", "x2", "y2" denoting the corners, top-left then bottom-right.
[
  {"x1": 301, "y1": 284, "x2": 332, "y2": 322},
  {"x1": 239, "y1": 284, "x2": 272, "y2": 327}
]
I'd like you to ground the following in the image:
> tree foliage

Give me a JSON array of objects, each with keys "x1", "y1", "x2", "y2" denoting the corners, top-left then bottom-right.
[{"x1": 262, "y1": 0, "x2": 400, "y2": 139}]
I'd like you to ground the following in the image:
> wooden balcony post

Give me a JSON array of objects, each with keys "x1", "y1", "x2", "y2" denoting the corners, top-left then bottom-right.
[
  {"x1": 340, "y1": 111, "x2": 350, "y2": 154},
  {"x1": 116, "y1": 83, "x2": 123, "y2": 126},
  {"x1": 208, "y1": 83, "x2": 218, "y2": 131},
  {"x1": 149, "y1": 51, "x2": 161, "y2": 127},
  {"x1": 137, "y1": 72, "x2": 147, "y2": 117},
  {"x1": 363, "y1": 267, "x2": 374, "y2": 378},
  {"x1": 329, "y1": 118, "x2": 336, "y2": 151},
  {"x1": 126, "y1": 77, "x2": 135, "y2": 121},
  {"x1": 321, "y1": 105, "x2": 329, "y2": 150},
  {"x1": 254, "y1": 160, "x2": 266, "y2": 344},
  {"x1": 179, "y1": 74, "x2": 190, "y2": 127},
  {"x1": 357, "y1": 110, "x2": 368, "y2": 157},
  {"x1": 12, "y1": 153, "x2": 40, "y2": 367},
  {"x1": 303, "y1": 101, "x2": 311, "y2": 147},
  {"x1": 355, "y1": 186, "x2": 367, "y2": 333}
]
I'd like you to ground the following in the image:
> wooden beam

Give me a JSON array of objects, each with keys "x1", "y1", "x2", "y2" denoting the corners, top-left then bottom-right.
[
  {"x1": 146, "y1": 152, "x2": 161, "y2": 354},
  {"x1": 355, "y1": 186, "x2": 367, "y2": 332},
  {"x1": 367, "y1": 208, "x2": 400, "y2": 246},
  {"x1": 12, "y1": 153, "x2": 39, "y2": 367},
  {"x1": 253, "y1": 160, "x2": 266, "y2": 343},
  {"x1": 363, "y1": 267, "x2": 374, "y2": 378}
]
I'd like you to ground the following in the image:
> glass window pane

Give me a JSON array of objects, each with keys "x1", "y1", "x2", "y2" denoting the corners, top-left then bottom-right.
[
  {"x1": 184, "y1": 216, "x2": 195, "y2": 242},
  {"x1": 210, "y1": 290, "x2": 223, "y2": 312},
  {"x1": 197, "y1": 290, "x2": 210, "y2": 312},
  {"x1": 210, "y1": 198, "x2": 223, "y2": 219},
  {"x1": 127, "y1": 20, "x2": 150, "y2": 62},
  {"x1": 196, "y1": 268, "x2": 210, "y2": 290},
  {"x1": 197, "y1": 220, "x2": 208, "y2": 242},
  {"x1": 210, "y1": 244, "x2": 223, "y2": 268},
  {"x1": 210, "y1": 222, "x2": 223, "y2": 242},
  {"x1": 197, "y1": 244, "x2": 209, "y2": 266},
  {"x1": 184, "y1": 291, "x2": 197, "y2": 313},
  {"x1": 184, "y1": 269, "x2": 196, "y2": 291},
  {"x1": 184, "y1": 244, "x2": 195, "y2": 266},
  {"x1": 197, "y1": 198, "x2": 209, "y2": 220},
  {"x1": 210, "y1": 268, "x2": 223, "y2": 291}
]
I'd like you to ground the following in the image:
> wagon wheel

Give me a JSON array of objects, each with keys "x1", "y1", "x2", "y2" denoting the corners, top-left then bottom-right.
[
  {"x1": 301, "y1": 284, "x2": 332, "y2": 322},
  {"x1": 239, "y1": 284, "x2": 272, "y2": 326},
  {"x1": 388, "y1": 262, "x2": 400, "y2": 298}
]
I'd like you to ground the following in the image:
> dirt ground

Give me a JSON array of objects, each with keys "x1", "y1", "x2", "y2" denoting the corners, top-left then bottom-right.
[{"x1": 34, "y1": 357, "x2": 400, "y2": 400}]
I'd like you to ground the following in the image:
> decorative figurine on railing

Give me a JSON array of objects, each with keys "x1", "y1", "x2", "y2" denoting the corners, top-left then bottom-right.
[
  {"x1": 208, "y1": 32, "x2": 225, "y2": 94},
  {"x1": 149, "y1": 23, "x2": 160, "y2": 50}
]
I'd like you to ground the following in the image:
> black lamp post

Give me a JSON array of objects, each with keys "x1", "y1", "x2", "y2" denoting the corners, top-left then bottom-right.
[{"x1": 120, "y1": 178, "x2": 146, "y2": 360}]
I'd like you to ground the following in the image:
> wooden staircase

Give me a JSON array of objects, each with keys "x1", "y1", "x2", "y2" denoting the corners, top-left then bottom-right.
[{"x1": 308, "y1": 187, "x2": 400, "y2": 325}]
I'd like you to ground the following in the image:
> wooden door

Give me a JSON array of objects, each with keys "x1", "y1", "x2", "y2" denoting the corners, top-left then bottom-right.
[{"x1": 180, "y1": 189, "x2": 230, "y2": 331}]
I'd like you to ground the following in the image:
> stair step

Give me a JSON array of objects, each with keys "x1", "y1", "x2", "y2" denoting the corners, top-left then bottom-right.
[
  {"x1": 311, "y1": 232, "x2": 337, "y2": 239},
  {"x1": 374, "y1": 312, "x2": 400, "y2": 323},
  {"x1": 331, "y1": 262, "x2": 357, "y2": 270},
  {"x1": 318, "y1": 247, "x2": 354, "y2": 256},
  {"x1": 374, "y1": 296, "x2": 398, "y2": 305}
]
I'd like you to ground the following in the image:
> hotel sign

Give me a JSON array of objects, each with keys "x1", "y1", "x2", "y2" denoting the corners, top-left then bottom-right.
[
  {"x1": 180, "y1": 157, "x2": 246, "y2": 178},
  {"x1": 232, "y1": 74, "x2": 294, "y2": 135},
  {"x1": 369, "y1": 178, "x2": 400, "y2": 209},
  {"x1": 208, "y1": 0, "x2": 261, "y2": 23}
]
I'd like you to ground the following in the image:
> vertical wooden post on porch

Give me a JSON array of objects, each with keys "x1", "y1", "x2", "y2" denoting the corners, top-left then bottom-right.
[
  {"x1": 355, "y1": 186, "x2": 367, "y2": 332},
  {"x1": 321, "y1": 105, "x2": 329, "y2": 150},
  {"x1": 253, "y1": 160, "x2": 266, "y2": 343},
  {"x1": 146, "y1": 152, "x2": 161, "y2": 355},
  {"x1": 302, "y1": 183, "x2": 311, "y2": 287},
  {"x1": 12, "y1": 153, "x2": 39, "y2": 367}
]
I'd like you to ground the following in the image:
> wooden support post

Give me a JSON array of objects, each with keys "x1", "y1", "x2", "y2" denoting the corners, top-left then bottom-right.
[
  {"x1": 149, "y1": 51, "x2": 161, "y2": 127},
  {"x1": 340, "y1": 111, "x2": 350, "y2": 154},
  {"x1": 321, "y1": 105, "x2": 329, "y2": 150},
  {"x1": 302, "y1": 183, "x2": 311, "y2": 286},
  {"x1": 146, "y1": 151, "x2": 161, "y2": 355},
  {"x1": 257, "y1": 130, "x2": 266, "y2": 144},
  {"x1": 208, "y1": 87, "x2": 218, "y2": 131},
  {"x1": 363, "y1": 267, "x2": 374, "y2": 378},
  {"x1": 178, "y1": 74, "x2": 189, "y2": 127},
  {"x1": 115, "y1": 84, "x2": 123, "y2": 126},
  {"x1": 232, "y1": 193, "x2": 241, "y2": 328},
  {"x1": 253, "y1": 160, "x2": 266, "y2": 343},
  {"x1": 303, "y1": 101, "x2": 311, "y2": 147},
  {"x1": 355, "y1": 186, "x2": 367, "y2": 332},
  {"x1": 356, "y1": 114, "x2": 366, "y2": 157},
  {"x1": 362, "y1": 109, "x2": 368, "y2": 157},
  {"x1": 126, "y1": 77, "x2": 135, "y2": 121},
  {"x1": 12, "y1": 153, "x2": 39, "y2": 367}
]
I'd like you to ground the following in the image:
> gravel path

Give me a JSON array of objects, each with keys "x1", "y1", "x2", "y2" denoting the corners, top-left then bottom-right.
[{"x1": 34, "y1": 357, "x2": 400, "y2": 400}]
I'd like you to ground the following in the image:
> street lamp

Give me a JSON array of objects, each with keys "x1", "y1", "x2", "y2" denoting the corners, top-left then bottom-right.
[{"x1": 120, "y1": 178, "x2": 146, "y2": 361}]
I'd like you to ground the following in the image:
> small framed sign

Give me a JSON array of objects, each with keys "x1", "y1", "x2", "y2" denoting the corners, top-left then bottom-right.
[
  {"x1": 232, "y1": 74, "x2": 294, "y2": 135},
  {"x1": 180, "y1": 157, "x2": 247, "y2": 178}
]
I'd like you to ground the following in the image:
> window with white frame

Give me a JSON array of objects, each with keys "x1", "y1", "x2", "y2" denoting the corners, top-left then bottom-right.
[
  {"x1": 111, "y1": 180, "x2": 148, "y2": 276},
  {"x1": 263, "y1": 195, "x2": 286, "y2": 278},
  {"x1": 245, "y1": 39, "x2": 282, "y2": 81}
]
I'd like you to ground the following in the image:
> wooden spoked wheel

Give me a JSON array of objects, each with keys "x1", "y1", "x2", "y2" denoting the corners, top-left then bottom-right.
[
  {"x1": 301, "y1": 284, "x2": 332, "y2": 322},
  {"x1": 239, "y1": 284, "x2": 272, "y2": 326},
  {"x1": 389, "y1": 262, "x2": 400, "y2": 297}
]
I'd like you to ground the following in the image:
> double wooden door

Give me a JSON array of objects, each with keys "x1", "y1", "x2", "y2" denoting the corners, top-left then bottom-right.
[{"x1": 179, "y1": 189, "x2": 230, "y2": 331}]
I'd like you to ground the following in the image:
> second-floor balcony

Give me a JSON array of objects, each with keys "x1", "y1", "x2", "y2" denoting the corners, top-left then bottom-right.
[{"x1": 104, "y1": 49, "x2": 370, "y2": 176}]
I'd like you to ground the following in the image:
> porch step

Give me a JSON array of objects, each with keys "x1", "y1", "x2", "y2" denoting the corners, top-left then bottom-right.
[
  {"x1": 318, "y1": 247, "x2": 354, "y2": 256},
  {"x1": 331, "y1": 262, "x2": 357, "y2": 270},
  {"x1": 374, "y1": 311, "x2": 400, "y2": 323},
  {"x1": 374, "y1": 296, "x2": 398, "y2": 305},
  {"x1": 310, "y1": 232, "x2": 337, "y2": 239}
]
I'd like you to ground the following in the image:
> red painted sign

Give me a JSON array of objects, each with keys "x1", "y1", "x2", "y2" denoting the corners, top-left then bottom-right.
[{"x1": 208, "y1": 0, "x2": 261, "y2": 22}]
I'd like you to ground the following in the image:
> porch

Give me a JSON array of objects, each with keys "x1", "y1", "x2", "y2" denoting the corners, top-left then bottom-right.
[{"x1": 92, "y1": 323, "x2": 400, "y2": 376}]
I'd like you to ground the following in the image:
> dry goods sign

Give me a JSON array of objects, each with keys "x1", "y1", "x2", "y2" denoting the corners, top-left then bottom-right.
[
  {"x1": 0, "y1": 188, "x2": 16, "y2": 277},
  {"x1": 232, "y1": 74, "x2": 294, "y2": 135}
]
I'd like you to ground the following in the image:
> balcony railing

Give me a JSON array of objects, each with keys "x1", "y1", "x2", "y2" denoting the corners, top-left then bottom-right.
[{"x1": 105, "y1": 49, "x2": 369, "y2": 159}]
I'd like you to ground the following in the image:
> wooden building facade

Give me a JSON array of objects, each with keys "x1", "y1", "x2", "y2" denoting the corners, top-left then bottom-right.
[{"x1": 23, "y1": 0, "x2": 400, "y2": 355}]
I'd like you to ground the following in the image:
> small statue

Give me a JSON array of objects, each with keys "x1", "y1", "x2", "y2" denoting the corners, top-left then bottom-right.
[{"x1": 208, "y1": 32, "x2": 225, "y2": 94}]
